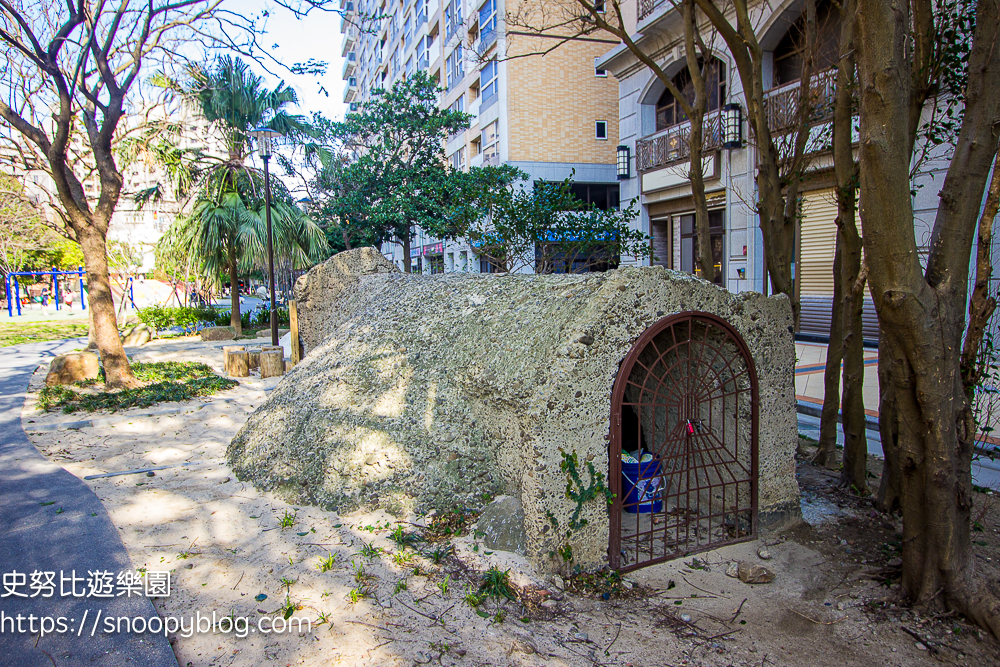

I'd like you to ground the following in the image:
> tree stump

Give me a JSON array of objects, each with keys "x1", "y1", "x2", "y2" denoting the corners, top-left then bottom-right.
[
  {"x1": 260, "y1": 349, "x2": 285, "y2": 378},
  {"x1": 227, "y1": 351, "x2": 250, "y2": 377},
  {"x1": 223, "y1": 345, "x2": 246, "y2": 375},
  {"x1": 247, "y1": 349, "x2": 261, "y2": 370}
]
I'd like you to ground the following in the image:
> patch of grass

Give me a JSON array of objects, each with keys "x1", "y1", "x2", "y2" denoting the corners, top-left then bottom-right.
[
  {"x1": 0, "y1": 320, "x2": 89, "y2": 347},
  {"x1": 278, "y1": 510, "x2": 296, "y2": 529},
  {"x1": 464, "y1": 589, "x2": 485, "y2": 607},
  {"x1": 37, "y1": 368, "x2": 237, "y2": 414},
  {"x1": 425, "y1": 543, "x2": 454, "y2": 565},
  {"x1": 479, "y1": 566, "x2": 516, "y2": 601},
  {"x1": 393, "y1": 578, "x2": 408, "y2": 594},
  {"x1": 316, "y1": 553, "x2": 338, "y2": 572},
  {"x1": 389, "y1": 524, "x2": 423, "y2": 548},
  {"x1": 348, "y1": 586, "x2": 369, "y2": 603},
  {"x1": 358, "y1": 540, "x2": 384, "y2": 560},
  {"x1": 392, "y1": 550, "x2": 415, "y2": 567},
  {"x1": 437, "y1": 575, "x2": 451, "y2": 596},
  {"x1": 131, "y1": 361, "x2": 216, "y2": 382}
]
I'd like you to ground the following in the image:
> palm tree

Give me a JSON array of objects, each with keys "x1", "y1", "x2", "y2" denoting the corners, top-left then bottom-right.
[{"x1": 155, "y1": 57, "x2": 328, "y2": 332}]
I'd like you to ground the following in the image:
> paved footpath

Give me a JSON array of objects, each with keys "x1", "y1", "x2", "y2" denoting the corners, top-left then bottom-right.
[{"x1": 0, "y1": 339, "x2": 177, "y2": 666}]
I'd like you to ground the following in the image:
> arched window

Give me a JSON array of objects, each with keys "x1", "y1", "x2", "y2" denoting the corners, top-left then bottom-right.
[
  {"x1": 655, "y1": 59, "x2": 726, "y2": 132},
  {"x1": 772, "y1": 0, "x2": 841, "y2": 87}
]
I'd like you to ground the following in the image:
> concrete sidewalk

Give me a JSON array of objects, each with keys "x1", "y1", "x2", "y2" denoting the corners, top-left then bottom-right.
[
  {"x1": 0, "y1": 339, "x2": 176, "y2": 666},
  {"x1": 794, "y1": 341, "x2": 881, "y2": 420}
]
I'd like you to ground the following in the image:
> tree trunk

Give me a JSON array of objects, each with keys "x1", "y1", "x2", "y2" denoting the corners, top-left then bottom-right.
[
  {"x1": 814, "y1": 235, "x2": 844, "y2": 466},
  {"x1": 840, "y1": 253, "x2": 868, "y2": 491},
  {"x1": 830, "y1": 1, "x2": 868, "y2": 491},
  {"x1": 77, "y1": 228, "x2": 138, "y2": 389},
  {"x1": 960, "y1": 152, "x2": 1000, "y2": 395},
  {"x1": 682, "y1": 0, "x2": 714, "y2": 284},
  {"x1": 86, "y1": 298, "x2": 97, "y2": 350},
  {"x1": 402, "y1": 230, "x2": 411, "y2": 273},
  {"x1": 857, "y1": 0, "x2": 1000, "y2": 635},
  {"x1": 228, "y1": 245, "x2": 241, "y2": 335}
]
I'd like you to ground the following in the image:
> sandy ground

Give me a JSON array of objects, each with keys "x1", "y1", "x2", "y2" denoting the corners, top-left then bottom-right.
[{"x1": 22, "y1": 338, "x2": 1000, "y2": 667}]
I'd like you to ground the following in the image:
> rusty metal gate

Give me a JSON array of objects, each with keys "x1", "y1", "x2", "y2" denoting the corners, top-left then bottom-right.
[{"x1": 609, "y1": 312, "x2": 758, "y2": 571}]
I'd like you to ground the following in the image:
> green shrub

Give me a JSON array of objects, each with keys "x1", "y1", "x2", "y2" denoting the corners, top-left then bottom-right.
[
  {"x1": 135, "y1": 305, "x2": 227, "y2": 332},
  {"x1": 136, "y1": 305, "x2": 172, "y2": 330}
]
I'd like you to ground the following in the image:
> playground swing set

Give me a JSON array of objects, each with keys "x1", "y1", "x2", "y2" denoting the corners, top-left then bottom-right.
[
  {"x1": 6, "y1": 266, "x2": 79, "y2": 317},
  {"x1": 5, "y1": 267, "x2": 140, "y2": 318}
]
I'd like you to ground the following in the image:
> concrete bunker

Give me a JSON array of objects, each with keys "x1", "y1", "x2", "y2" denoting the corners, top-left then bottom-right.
[{"x1": 228, "y1": 248, "x2": 800, "y2": 573}]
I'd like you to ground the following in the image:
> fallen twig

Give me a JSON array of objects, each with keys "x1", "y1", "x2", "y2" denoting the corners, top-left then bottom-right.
[
  {"x1": 730, "y1": 597, "x2": 748, "y2": 623},
  {"x1": 786, "y1": 608, "x2": 846, "y2": 625},
  {"x1": 84, "y1": 461, "x2": 201, "y2": 479},
  {"x1": 604, "y1": 621, "x2": 623, "y2": 654},
  {"x1": 682, "y1": 576, "x2": 727, "y2": 599}
]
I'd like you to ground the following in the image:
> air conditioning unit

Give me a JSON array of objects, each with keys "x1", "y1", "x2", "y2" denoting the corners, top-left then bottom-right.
[{"x1": 350, "y1": 102, "x2": 359, "y2": 111}]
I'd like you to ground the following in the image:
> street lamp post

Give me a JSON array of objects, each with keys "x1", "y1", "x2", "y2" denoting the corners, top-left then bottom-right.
[{"x1": 250, "y1": 126, "x2": 283, "y2": 346}]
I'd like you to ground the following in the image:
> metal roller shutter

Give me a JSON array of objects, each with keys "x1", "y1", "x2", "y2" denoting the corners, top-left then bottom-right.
[{"x1": 797, "y1": 188, "x2": 878, "y2": 342}]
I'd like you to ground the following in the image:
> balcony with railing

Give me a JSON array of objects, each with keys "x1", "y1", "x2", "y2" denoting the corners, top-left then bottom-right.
[
  {"x1": 635, "y1": 70, "x2": 837, "y2": 173},
  {"x1": 636, "y1": 111, "x2": 723, "y2": 172},
  {"x1": 341, "y1": 26, "x2": 357, "y2": 55},
  {"x1": 343, "y1": 77, "x2": 358, "y2": 103},
  {"x1": 638, "y1": 0, "x2": 668, "y2": 21},
  {"x1": 763, "y1": 68, "x2": 836, "y2": 134},
  {"x1": 342, "y1": 51, "x2": 357, "y2": 78}
]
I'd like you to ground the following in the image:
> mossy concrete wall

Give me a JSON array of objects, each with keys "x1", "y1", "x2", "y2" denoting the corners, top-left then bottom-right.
[{"x1": 228, "y1": 248, "x2": 800, "y2": 573}]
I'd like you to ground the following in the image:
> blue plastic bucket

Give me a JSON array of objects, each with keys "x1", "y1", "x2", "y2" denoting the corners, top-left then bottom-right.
[{"x1": 622, "y1": 458, "x2": 663, "y2": 514}]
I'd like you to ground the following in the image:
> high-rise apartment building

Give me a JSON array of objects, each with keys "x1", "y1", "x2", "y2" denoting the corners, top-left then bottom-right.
[{"x1": 340, "y1": 0, "x2": 621, "y2": 273}]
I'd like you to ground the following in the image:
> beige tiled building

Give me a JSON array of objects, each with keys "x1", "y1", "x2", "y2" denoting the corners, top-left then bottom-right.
[{"x1": 341, "y1": 0, "x2": 621, "y2": 273}]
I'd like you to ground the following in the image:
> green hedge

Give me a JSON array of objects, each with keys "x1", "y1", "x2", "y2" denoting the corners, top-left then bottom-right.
[
  {"x1": 136, "y1": 305, "x2": 224, "y2": 332},
  {"x1": 137, "y1": 304, "x2": 290, "y2": 332}
]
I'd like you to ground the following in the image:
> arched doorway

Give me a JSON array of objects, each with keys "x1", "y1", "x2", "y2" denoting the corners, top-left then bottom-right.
[{"x1": 609, "y1": 312, "x2": 758, "y2": 571}]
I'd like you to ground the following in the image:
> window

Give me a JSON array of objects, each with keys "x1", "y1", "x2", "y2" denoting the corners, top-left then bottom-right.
[
  {"x1": 445, "y1": 0, "x2": 462, "y2": 39},
  {"x1": 446, "y1": 45, "x2": 464, "y2": 90},
  {"x1": 416, "y1": 0, "x2": 427, "y2": 26},
  {"x1": 655, "y1": 59, "x2": 726, "y2": 131},
  {"x1": 596, "y1": 120, "x2": 608, "y2": 140},
  {"x1": 448, "y1": 96, "x2": 466, "y2": 141},
  {"x1": 480, "y1": 59, "x2": 498, "y2": 109},
  {"x1": 679, "y1": 209, "x2": 724, "y2": 285},
  {"x1": 482, "y1": 120, "x2": 499, "y2": 163},
  {"x1": 595, "y1": 66, "x2": 607, "y2": 77},
  {"x1": 450, "y1": 147, "x2": 466, "y2": 170},
  {"x1": 773, "y1": 0, "x2": 841, "y2": 87},
  {"x1": 417, "y1": 35, "x2": 430, "y2": 69},
  {"x1": 479, "y1": 0, "x2": 497, "y2": 47},
  {"x1": 404, "y1": 13, "x2": 413, "y2": 47},
  {"x1": 405, "y1": 55, "x2": 414, "y2": 77},
  {"x1": 594, "y1": 0, "x2": 605, "y2": 11},
  {"x1": 563, "y1": 182, "x2": 620, "y2": 211}
]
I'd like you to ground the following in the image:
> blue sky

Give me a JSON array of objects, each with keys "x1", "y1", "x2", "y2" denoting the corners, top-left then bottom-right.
[{"x1": 236, "y1": 1, "x2": 347, "y2": 122}]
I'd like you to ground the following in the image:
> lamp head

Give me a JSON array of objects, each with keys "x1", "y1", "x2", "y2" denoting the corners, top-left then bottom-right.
[{"x1": 250, "y1": 126, "x2": 283, "y2": 158}]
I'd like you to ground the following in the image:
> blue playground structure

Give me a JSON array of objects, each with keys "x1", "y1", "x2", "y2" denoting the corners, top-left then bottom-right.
[{"x1": 5, "y1": 266, "x2": 86, "y2": 317}]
